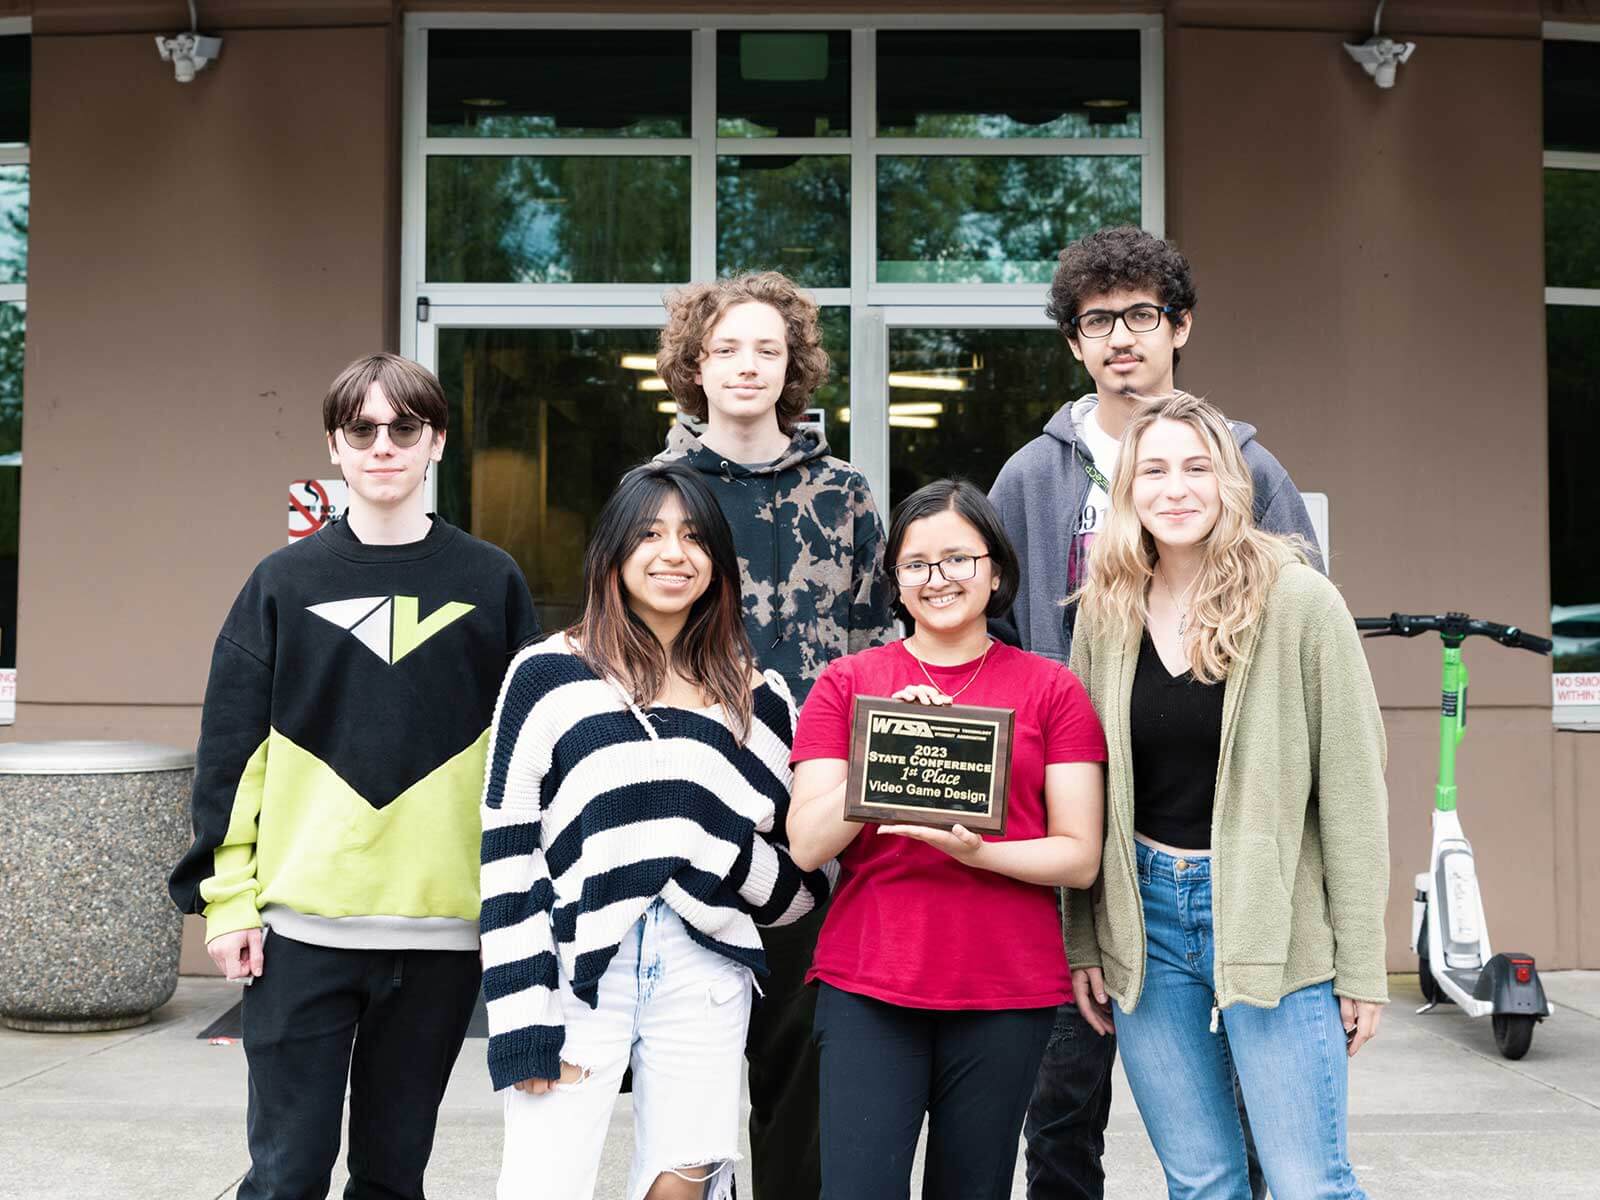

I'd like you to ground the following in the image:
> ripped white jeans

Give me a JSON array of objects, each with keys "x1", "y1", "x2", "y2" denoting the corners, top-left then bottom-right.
[{"x1": 498, "y1": 898, "x2": 754, "y2": 1200}]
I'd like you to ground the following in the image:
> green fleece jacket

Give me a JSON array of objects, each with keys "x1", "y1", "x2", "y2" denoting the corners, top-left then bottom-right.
[{"x1": 1066, "y1": 549, "x2": 1389, "y2": 1011}]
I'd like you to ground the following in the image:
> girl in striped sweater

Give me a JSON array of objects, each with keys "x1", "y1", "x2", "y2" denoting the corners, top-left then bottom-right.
[{"x1": 480, "y1": 460, "x2": 834, "y2": 1200}]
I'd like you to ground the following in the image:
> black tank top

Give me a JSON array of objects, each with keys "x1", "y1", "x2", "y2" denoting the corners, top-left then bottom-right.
[{"x1": 1130, "y1": 630, "x2": 1225, "y2": 850}]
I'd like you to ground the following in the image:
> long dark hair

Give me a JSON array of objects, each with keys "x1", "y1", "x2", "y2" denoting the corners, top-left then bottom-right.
[{"x1": 569, "y1": 460, "x2": 758, "y2": 741}]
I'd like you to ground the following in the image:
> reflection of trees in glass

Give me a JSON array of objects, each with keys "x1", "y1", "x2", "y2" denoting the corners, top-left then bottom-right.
[
  {"x1": 0, "y1": 301, "x2": 22, "y2": 455},
  {"x1": 0, "y1": 167, "x2": 25, "y2": 285},
  {"x1": 877, "y1": 156, "x2": 1140, "y2": 284},
  {"x1": 1545, "y1": 170, "x2": 1600, "y2": 289},
  {"x1": 811, "y1": 307, "x2": 851, "y2": 463},
  {"x1": 430, "y1": 113, "x2": 685, "y2": 139},
  {"x1": 436, "y1": 328, "x2": 675, "y2": 631},
  {"x1": 0, "y1": 300, "x2": 21, "y2": 666},
  {"x1": 427, "y1": 157, "x2": 690, "y2": 283},
  {"x1": 1548, "y1": 306, "x2": 1600, "y2": 671},
  {"x1": 717, "y1": 156, "x2": 849, "y2": 288},
  {"x1": 882, "y1": 111, "x2": 1140, "y2": 139},
  {"x1": 887, "y1": 327, "x2": 1089, "y2": 502}
]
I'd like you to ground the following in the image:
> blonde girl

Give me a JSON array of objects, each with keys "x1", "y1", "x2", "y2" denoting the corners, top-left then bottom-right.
[{"x1": 1066, "y1": 393, "x2": 1387, "y2": 1200}]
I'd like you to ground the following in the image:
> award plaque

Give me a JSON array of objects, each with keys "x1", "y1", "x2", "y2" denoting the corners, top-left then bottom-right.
[{"x1": 844, "y1": 696, "x2": 1015, "y2": 835}]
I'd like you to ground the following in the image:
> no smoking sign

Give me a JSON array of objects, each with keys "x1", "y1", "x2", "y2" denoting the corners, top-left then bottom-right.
[{"x1": 288, "y1": 479, "x2": 349, "y2": 545}]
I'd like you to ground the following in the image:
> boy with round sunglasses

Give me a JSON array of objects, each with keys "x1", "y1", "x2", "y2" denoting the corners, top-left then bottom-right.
[{"x1": 170, "y1": 353, "x2": 540, "y2": 1199}]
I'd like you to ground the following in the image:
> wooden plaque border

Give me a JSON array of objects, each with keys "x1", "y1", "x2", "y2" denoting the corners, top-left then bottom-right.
[{"x1": 843, "y1": 696, "x2": 1015, "y2": 835}]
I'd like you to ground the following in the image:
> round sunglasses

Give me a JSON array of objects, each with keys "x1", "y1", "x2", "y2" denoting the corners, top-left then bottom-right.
[{"x1": 339, "y1": 417, "x2": 429, "y2": 449}]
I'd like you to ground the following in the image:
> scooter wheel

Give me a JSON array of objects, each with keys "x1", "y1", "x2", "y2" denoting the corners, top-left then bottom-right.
[{"x1": 1492, "y1": 1014, "x2": 1535, "y2": 1060}]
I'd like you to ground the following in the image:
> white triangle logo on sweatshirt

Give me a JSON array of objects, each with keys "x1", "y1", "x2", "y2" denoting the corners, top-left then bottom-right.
[{"x1": 307, "y1": 595, "x2": 475, "y2": 665}]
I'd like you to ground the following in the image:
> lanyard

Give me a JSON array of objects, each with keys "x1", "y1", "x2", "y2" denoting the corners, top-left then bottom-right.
[{"x1": 1077, "y1": 444, "x2": 1112, "y2": 494}]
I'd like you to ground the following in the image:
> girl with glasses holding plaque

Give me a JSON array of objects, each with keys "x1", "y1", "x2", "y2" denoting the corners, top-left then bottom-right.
[
  {"x1": 1066, "y1": 393, "x2": 1387, "y2": 1200},
  {"x1": 787, "y1": 478, "x2": 1107, "y2": 1200},
  {"x1": 479, "y1": 461, "x2": 834, "y2": 1200}
]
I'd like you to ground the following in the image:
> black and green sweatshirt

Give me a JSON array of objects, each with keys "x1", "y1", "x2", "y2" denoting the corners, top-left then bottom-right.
[{"x1": 169, "y1": 516, "x2": 541, "y2": 950}]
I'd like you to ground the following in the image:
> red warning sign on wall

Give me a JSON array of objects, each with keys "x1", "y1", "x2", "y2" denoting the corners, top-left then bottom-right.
[{"x1": 288, "y1": 479, "x2": 349, "y2": 545}]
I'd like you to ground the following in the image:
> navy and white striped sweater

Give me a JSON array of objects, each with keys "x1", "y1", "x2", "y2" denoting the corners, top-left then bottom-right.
[{"x1": 479, "y1": 633, "x2": 835, "y2": 1090}]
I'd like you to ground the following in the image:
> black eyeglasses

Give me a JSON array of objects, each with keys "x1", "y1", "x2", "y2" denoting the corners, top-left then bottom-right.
[
  {"x1": 892, "y1": 553, "x2": 990, "y2": 588},
  {"x1": 340, "y1": 417, "x2": 428, "y2": 449},
  {"x1": 1069, "y1": 303, "x2": 1177, "y2": 339}
]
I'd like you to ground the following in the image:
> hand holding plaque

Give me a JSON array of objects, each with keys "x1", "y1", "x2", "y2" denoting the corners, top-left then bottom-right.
[{"x1": 844, "y1": 696, "x2": 1016, "y2": 835}]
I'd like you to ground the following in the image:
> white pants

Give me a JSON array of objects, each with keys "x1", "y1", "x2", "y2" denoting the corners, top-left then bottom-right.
[{"x1": 498, "y1": 899, "x2": 755, "y2": 1200}]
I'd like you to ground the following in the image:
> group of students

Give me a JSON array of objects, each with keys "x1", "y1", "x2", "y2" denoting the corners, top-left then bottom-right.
[{"x1": 169, "y1": 227, "x2": 1390, "y2": 1200}]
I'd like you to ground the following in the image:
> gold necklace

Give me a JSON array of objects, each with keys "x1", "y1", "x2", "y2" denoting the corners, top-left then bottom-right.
[
  {"x1": 1156, "y1": 566, "x2": 1198, "y2": 637},
  {"x1": 907, "y1": 637, "x2": 993, "y2": 702}
]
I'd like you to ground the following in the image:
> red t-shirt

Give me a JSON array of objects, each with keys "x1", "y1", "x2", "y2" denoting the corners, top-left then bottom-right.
[{"x1": 791, "y1": 639, "x2": 1107, "y2": 1010}]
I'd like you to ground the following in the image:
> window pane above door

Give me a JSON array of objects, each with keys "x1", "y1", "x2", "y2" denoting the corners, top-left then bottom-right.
[
  {"x1": 877, "y1": 29, "x2": 1141, "y2": 139},
  {"x1": 717, "y1": 155, "x2": 850, "y2": 287},
  {"x1": 427, "y1": 156, "x2": 691, "y2": 283},
  {"x1": 877, "y1": 155, "x2": 1140, "y2": 284},
  {"x1": 427, "y1": 29, "x2": 692, "y2": 138},
  {"x1": 717, "y1": 30, "x2": 850, "y2": 138}
]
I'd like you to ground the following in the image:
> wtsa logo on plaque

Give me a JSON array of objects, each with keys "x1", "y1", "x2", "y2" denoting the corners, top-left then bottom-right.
[{"x1": 870, "y1": 716, "x2": 936, "y2": 737}]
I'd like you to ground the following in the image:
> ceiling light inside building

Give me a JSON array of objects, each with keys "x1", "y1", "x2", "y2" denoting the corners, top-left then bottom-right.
[
  {"x1": 462, "y1": 97, "x2": 508, "y2": 108},
  {"x1": 620, "y1": 354, "x2": 659, "y2": 371},
  {"x1": 1083, "y1": 98, "x2": 1129, "y2": 109},
  {"x1": 889, "y1": 402, "x2": 945, "y2": 417},
  {"x1": 889, "y1": 415, "x2": 938, "y2": 430},
  {"x1": 656, "y1": 401, "x2": 679, "y2": 414},
  {"x1": 888, "y1": 372, "x2": 968, "y2": 392},
  {"x1": 638, "y1": 377, "x2": 669, "y2": 392}
]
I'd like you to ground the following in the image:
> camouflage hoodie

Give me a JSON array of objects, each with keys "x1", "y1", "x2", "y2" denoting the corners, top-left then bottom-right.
[{"x1": 657, "y1": 423, "x2": 894, "y2": 704}]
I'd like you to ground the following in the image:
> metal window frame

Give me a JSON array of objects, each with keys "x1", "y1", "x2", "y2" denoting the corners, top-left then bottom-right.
[
  {"x1": 0, "y1": 18, "x2": 28, "y2": 304},
  {"x1": 1544, "y1": 20, "x2": 1600, "y2": 728},
  {"x1": 402, "y1": 12, "x2": 1163, "y2": 339},
  {"x1": 401, "y1": 10, "x2": 1164, "y2": 509}
]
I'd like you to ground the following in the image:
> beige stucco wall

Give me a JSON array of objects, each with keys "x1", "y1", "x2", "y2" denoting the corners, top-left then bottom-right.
[
  {"x1": 1167, "y1": 20, "x2": 1590, "y2": 967},
  {"x1": 17, "y1": 23, "x2": 395, "y2": 749}
]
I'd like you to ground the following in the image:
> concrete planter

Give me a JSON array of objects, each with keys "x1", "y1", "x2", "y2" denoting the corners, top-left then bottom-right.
[{"x1": 0, "y1": 741, "x2": 196, "y2": 1032}]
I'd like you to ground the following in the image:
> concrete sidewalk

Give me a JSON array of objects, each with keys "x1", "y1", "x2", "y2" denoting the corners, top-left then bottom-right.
[{"x1": 2, "y1": 973, "x2": 1597, "y2": 1199}]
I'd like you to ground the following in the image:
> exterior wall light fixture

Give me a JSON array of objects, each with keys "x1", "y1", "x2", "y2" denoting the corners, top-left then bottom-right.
[
  {"x1": 1344, "y1": 0, "x2": 1415, "y2": 89},
  {"x1": 156, "y1": 1, "x2": 222, "y2": 83}
]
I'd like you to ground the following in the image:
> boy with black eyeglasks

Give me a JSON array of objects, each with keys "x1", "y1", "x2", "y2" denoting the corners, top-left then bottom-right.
[
  {"x1": 170, "y1": 353, "x2": 540, "y2": 1199},
  {"x1": 989, "y1": 226, "x2": 1320, "y2": 1200}
]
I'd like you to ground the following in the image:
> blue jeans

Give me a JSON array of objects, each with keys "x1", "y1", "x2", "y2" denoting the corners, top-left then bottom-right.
[{"x1": 1113, "y1": 841, "x2": 1366, "y2": 1200}]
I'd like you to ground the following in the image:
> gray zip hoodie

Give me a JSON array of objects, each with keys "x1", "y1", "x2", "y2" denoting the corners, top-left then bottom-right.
[{"x1": 988, "y1": 395, "x2": 1324, "y2": 664}]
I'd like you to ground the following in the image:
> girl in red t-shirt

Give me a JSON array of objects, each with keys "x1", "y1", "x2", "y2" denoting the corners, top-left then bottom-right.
[{"x1": 788, "y1": 478, "x2": 1107, "y2": 1200}]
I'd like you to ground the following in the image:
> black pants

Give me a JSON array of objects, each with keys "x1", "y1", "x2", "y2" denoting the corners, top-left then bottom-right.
[
  {"x1": 237, "y1": 931, "x2": 481, "y2": 1200},
  {"x1": 1021, "y1": 1002, "x2": 1266, "y2": 1200},
  {"x1": 744, "y1": 905, "x2": 827, "y2": 1200},
  {"x1": 813, "y1": 982, "x2": 1054, "y2": 1200}
]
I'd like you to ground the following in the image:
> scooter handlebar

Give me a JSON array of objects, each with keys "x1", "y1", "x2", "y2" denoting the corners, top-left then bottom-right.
[{"x1": 1353, "y1": 612, "x2": 1551, "y2": 656}]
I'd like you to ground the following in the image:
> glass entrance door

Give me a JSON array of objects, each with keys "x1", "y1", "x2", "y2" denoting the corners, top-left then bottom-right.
[
  {"x1": 874, "y1": 309, "x2": 1090, "y2": 505},
  {"x1": 416, "y1": 309, "x2": 668, "y2": 632},
  {"x1": 416, "y1": 303, "x2": 861, "y2": 632}
]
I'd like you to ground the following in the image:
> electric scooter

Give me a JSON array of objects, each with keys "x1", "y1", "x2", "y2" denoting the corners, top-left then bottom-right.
[{"x1": 1354, "y1": 612, "x2": 1554, "y2": 1060}]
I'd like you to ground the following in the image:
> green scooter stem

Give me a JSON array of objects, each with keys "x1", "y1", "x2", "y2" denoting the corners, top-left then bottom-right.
[{"x1": 1436, "y1": 639, "x2": 1468, "y2": 814}]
